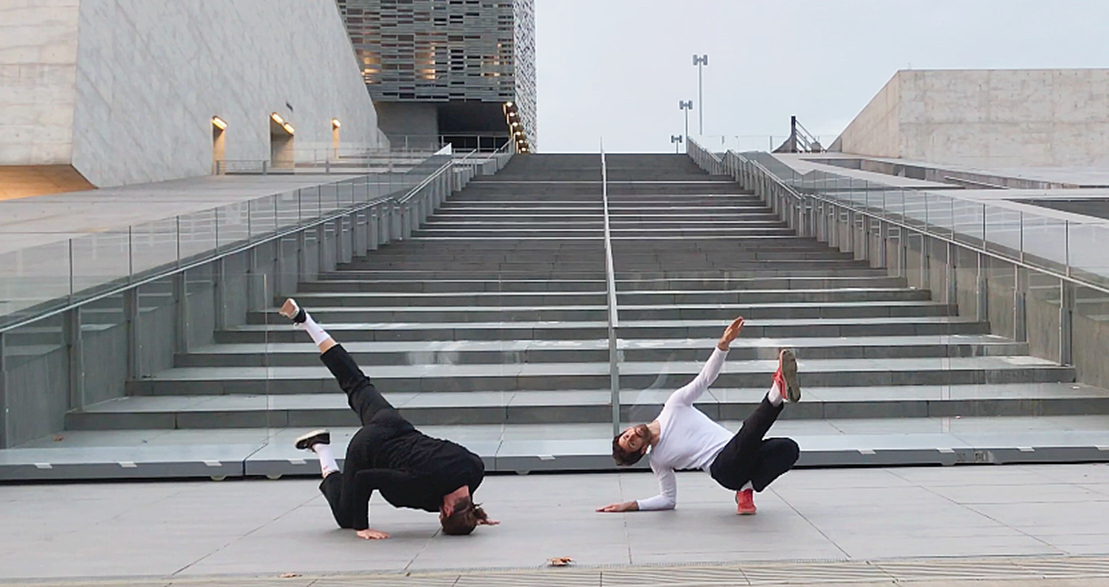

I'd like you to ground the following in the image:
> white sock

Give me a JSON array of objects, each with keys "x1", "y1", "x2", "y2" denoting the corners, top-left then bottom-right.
[
  {"x1": 298, "y1": 313, "x2": 331, "y2": 347},
  {"x1": 767, "y1": 379, "x2": 784, "y2": 406},
  {"x1": 741, "y1": 481, "x2": 754, "y2": 492},
  {"x1": 313, "y1": 443, "x2": 339, "y2": 476}
]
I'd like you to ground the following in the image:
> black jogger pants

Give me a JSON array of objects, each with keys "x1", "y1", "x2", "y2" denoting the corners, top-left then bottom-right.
[{"x1": 708, "y1": 396, "x2": 800, "y2": 492}]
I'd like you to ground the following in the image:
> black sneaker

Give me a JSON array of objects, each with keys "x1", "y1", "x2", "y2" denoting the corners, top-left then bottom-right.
[
  {"x1": 294, "y1": 429, "x2": 330, "y2": 451},
  {"x1": 778, "y1": 349, "x2": 801, "y2": 403}
]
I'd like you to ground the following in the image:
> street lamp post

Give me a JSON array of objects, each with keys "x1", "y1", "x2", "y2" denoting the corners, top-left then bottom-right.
[
  {"x1": 679, "y1": 100, "x2": 693, "y2": 142},
  {"x1": 693, "y1": 54, "x2": 708, "y2": 134},
  {"x1": 671, "y1": 135, "x2": 683, "y2": 154}
]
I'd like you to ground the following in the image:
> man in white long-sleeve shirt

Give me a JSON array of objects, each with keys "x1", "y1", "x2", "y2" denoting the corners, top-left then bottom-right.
[{"x1": 597, "y1": 317, "x2": 801, "y2": 515}]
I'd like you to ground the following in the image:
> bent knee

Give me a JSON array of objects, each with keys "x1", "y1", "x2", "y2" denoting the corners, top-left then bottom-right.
[{"x1": 779, "y1": 438, "x2": 800, "y2": 464}]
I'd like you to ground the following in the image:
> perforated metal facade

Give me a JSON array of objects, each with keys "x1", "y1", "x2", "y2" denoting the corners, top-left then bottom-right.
[{"x1": 336, "y1": 0, "x2": 536, "y2": 150}]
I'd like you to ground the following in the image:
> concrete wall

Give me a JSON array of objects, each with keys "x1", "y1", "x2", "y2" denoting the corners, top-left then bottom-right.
[
  {"x1": 0, "y1": 1, "x2": 81, "y2": 166},
  {"x1": 835, "y1": 69, "x2": 1109, "y2": 168},
  {"x1": 834, "y1": 73, "x2": 901, "y2": 160},
  {"x1": 2, "y1": 0, "x2": 386, "y2": 188},
  {"x1": 374, "y1": 102, "x2": 439, "y2": 149}
]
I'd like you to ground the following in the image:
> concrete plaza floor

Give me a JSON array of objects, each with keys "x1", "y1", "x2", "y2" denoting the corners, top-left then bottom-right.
[{"x1": 3, "y1": 464, "x2": 1109, "y2": 585}]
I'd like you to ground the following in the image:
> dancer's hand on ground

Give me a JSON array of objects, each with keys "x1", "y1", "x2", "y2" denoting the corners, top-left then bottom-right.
[
  {"x1": 355, "y1": 528, "x2": 390, "y2": 540},
  {"x1": 477, "y1": 517, "x2": 500, "y2": 526},
  {"x1": 596, "y1": 501, "x2": 639, "y2": 513},
  {"x1": 717, "y1": 316, "x2": 745, "y2": 351}
]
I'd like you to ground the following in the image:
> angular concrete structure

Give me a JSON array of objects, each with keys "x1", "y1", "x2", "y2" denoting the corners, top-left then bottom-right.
[
  {"x1": 0, "y1": 0, "x2": 387, "y2": 193},
  {"x1": 833, "y1": 69, "x2": 1109, "y2": 168}
]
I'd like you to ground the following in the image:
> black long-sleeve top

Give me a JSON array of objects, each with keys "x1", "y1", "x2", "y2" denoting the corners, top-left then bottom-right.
[{"x1": 345, "y1": 431, "x2": 485, "y2": 531}]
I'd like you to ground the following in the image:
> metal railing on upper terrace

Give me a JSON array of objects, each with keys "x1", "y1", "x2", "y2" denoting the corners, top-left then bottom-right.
[
  {"x1": 688, "y1": 138, "x2": 1109, "y2": 294},
  {"x1": 0, "y1": 144, "x2": 514, "y2": 331}
]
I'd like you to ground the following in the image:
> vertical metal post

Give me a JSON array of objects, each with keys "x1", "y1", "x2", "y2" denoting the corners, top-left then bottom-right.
[
  {"x1": 0, "y1": 331, "x2": 7, "y2": 448},
  {"x1": 176, "y1": 216, "x2": 182, "y2": 267},
  {"x1": 976, "y1": 252, "x2": 989, "y2": 323},
  {"x1": 213, "y1": 258, "x2": 227, "y2": 331},
  {"x1": 945, "y1": 241, "x2": 957, "y2": 307},
  {"x1": 317, "y1": 224, "x2": 328, "y2": 274},
  {"x1": 897, "y1": 227, "x2": 908, "y2": 279},
  {"x1": 920, "y1": 234, "x2": 930, "y2": 291},
  {"x1": 1060, "y1": 280, "x2": 1074, "y2": 366},
  {"x1": 369, "y1": 207, "x2": 379, "y2": 251},
  {"x1": 65, "y1": 307, "x2": 84, "y2": 411},
  {"x1": 1014, "y1": 265, "x2": 1028, "y2": 342},
  {"x1": 246, "y1": 247, "x2": 258, "y2": 312},
  {"x1": 174, "y1": 272, "x2": 189, "y2": 354},
  {"x1": 296, "y1": 227, "x2": 308, "y2": 281},
  {"x1": 124, "y1": 287, "x2": 140, "y2": 379}
]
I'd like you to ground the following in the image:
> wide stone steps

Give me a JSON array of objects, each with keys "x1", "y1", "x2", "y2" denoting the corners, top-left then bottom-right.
[
  {"x1": 408, "y1": 228, "x2": 798, "y2": 238},
  {"x1": 124, "y1": 356, "x2": 1073, "y2": 396},
  {"x1": 214, "y1": 316, "x2": 992, "y2": 344},
  {"x1": 66, "y1": 382, "x2": 1109, "y2": 431},
  {"x1": 243, "y1": 302, "x2": 957, "y2": 325},
  {"x1": 303, "y1": 275, "x2": 913, "y2": 293},
  {"x1": 174, "y1": 335, "x2": 1027, "y2": 368},
  {"x1": 22, "y1": 153, "x2": 1104, "y2": 482},
  {"x1": 282, "y1": 288, "x2": 933, "y2": 306}
]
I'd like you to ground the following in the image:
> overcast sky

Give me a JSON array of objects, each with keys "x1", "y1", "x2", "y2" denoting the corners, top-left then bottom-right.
[{"x1": 535, "y1": 0, "x2": 1109, "y2": 153}]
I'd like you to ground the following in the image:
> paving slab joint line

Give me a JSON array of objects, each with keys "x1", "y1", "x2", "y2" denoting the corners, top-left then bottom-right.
[{"x1": 8, "y1": 556, "x2": 1109, "y2": 587}]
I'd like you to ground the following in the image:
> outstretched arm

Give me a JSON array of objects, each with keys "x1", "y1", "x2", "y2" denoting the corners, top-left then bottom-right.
[
  {"x1": 347, "y1": 468, "x2": 433, "y2": 537},
  {"x1": 666, "y1": 317, "x2": 744, "y2": 408},
  {"x1": 597, "y1": 463, "x2": 677, "y2": 512}
]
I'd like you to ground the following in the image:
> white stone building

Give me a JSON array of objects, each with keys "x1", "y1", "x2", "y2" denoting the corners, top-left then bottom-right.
[
  {"x1": 833, "y1": 69, "x2": 1109, "y2": 168},
  {"x1": 0, "y1": 0, "x2": 388, "y2": 196}
]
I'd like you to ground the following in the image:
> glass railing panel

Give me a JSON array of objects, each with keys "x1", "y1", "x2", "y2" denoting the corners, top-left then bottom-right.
[
  {"x1": 70, "y1": 229, "x2": 129, "y2": 296},
  {"x1": 178, "y1": 208, "x2": 218, "y2": 263},
  {"x1": 952, "y1": 199, "x2": 985, "y2": 248},
  {"x1": 1021, "y1": 215, "x2": 1068, "y2": 272},
  {"x1": 248, "y1": 194, "x2": 278, "y2": 239},
  {"x1": 983, "y1": 205, "x2": 1023, "y2": 260},
  {"x1": 0, "y1": 240, "x2": 72, "y2": 326},
  {"x1": 1067, "y1": 223, "x2": 1109, "y2": 289},
  {"x1": 216, "y1": 202, "x2": 250, "y2": 251},
  {"x1": 130, "y1": 217, "x2": 179, "y2": 276}
]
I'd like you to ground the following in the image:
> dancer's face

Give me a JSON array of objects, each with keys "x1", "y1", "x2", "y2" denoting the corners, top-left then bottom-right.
[{"x1": 617, "y1": 424, "x2": 651, "y2": 454}]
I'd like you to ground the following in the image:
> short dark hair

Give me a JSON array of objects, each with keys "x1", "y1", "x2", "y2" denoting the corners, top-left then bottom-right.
[
  {"x1": 440, "y1": 496, "x2": 489, "y2": 536},
  {"x1": 612, "y1": 433, "x2": 646, "y2": 467}
]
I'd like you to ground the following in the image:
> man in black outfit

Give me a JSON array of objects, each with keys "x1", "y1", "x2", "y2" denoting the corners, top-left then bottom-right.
[{"x1": 280, "y1": 298, "x2": 497, "y2": 540}]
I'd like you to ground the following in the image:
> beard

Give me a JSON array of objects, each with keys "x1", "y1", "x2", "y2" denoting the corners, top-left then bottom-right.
[{"x1": 633, "y1": 424, "x2": 651, "y2": 442}]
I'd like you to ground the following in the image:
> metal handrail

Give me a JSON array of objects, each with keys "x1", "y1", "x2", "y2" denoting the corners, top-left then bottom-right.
[
  {"x1": 601, "y1": 142, "x2": 622, "y2": 436},
  {"x1": 1, "y1": 157, "x2": 456, "y2": 334},
  {"x1": 695, "y1": 139, "x2": 1109, "y2": 299},
  {"x1": 397, "y1": 158, "x2": 455, "y2": 205}
]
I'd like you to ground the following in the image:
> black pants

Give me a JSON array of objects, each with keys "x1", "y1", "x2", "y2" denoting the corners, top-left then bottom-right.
[
  {"x1": 709, "y1": 397, "x2": 800, "y2": 492},
  {"x1": 317, "y1": 344, "x2": 414, "y2": 528}
]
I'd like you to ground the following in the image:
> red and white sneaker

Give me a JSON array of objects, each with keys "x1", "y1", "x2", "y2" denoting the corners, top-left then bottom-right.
[
  {"x1": 735, "y1": 488, "x2": 757, "y2": 515},
  {"x1": 776, "y1": 348, "x2": 801, "y2": 403}
]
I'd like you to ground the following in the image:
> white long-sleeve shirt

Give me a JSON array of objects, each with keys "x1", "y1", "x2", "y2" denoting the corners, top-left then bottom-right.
[{"x1": 636, "y1": 347, "x2": 733, "y2": 511}]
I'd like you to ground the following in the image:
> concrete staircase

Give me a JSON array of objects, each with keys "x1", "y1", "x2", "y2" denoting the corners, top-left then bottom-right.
[{"x1": 45, "y1": 154, "x2": 1109, "y2": 477}]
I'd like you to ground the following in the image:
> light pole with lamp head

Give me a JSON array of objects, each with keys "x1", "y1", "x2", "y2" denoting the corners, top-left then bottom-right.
[
  {"x1": 679, "y1": 100, "x2": 693, "y2": 142},
  {"x1": 671, "y1": 135, "x2": 683, "y2": 154},
  {"x1": 693, "y1": 54, "x2": 708, "y2": 134}
]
